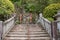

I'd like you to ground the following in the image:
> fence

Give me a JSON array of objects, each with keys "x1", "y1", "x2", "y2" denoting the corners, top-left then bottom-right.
[
  {"x1": 38, "y1": 13, "x2": 52, "y2": 37},
  {"x1": 56, "y1": 21, "x2": 60, "y2": 40},
  {"x1": 0, "y1": 21, "x2": 3, "y2": 40},
  {"x1": 38, "y1": 13, "x2": 60, "y2": 40},
  {"x1": 0, "y1": 15, "x2": 15, "y2": 40}
]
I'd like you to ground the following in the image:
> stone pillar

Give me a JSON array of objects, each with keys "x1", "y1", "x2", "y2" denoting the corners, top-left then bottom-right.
[
  {"x1": 20, "y1": 14, "x2": 23, "y2": 23},
  {"x1": 0, "y1": 21, "x2": 3, "y2": 40},
  {"x1": 53, "y1": 10, "x2": 60, "y2": 40},
  {"x1": 39, "y1": 13, "x2": 43, "y2": 17},
  {"x1": 52, "y1": 21, "x2": 57, "y2": 40},
  {"x1": 30, "y1": 13, "x2": 32, "y2": 23}
]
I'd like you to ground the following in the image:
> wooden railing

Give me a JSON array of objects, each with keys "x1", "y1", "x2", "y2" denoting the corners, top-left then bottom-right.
[{"x1": 0, "y1": 15, "x2": 16, "y2": 40}]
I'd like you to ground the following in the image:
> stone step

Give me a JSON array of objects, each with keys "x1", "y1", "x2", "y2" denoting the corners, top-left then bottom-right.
[
  {"x1": 5, "y1": 37, "x2": 51, "y2": 40},
  {"x1": 12, "y1": 28, "x2": 44, "y2": 31},
  {"x1": 4, "y1": 24, "x2": 51, "y2": 40},
  {"x1": 5, "y1": 39, "x2": 51, "y2": 40},
  {"x1": 10, "y1": 30, "x2": 46, "y2": 32},
  {"x1": 8, "y1": 32, "x2": 48, "y2": 34},
  {"x1": 7, "y1": 34, "x2": 49, "y2": 37}
]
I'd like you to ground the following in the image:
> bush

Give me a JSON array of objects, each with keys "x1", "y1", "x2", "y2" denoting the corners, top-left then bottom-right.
[
  {"x1": 0, "y1": 0, "x2": 14, "y2": 21},
  {"x1": 43, "y1": 3, "x2": 60, "y2": 21},
  {"x1": 10, "y1": 0, "x2": 20, "y2": 3}
]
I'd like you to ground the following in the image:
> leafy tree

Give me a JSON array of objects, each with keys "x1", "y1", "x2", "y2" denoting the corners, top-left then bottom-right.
[
  {"x1": 10, "y1": 0, "x2": 20, "y2": 3},
  {"x1": 0, "y1": 0, "x2": 14, "y2": 21},
  {"x1": 43, "y1": 3, "x2": 60, "y2": 21},
  {"x1": 24, "y1": 0, "x2": 36, "y2": 13},
  {"x1": 48, "y1": 0, "x2": 60, "y2": 4},
  {"x1": 10, "y1": 0, "x2": 49, "y2": 14},
  {"x1": 36, "y1": 0, "x2": 48, "y2": 13}
]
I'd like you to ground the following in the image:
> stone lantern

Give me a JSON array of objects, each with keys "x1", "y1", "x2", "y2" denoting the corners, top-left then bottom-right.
[
  {"x1": 54, "y1": 10, "x2": 60, "y2": 21},
  {"x1": 54, "y1": 10, "x2": 60, "y2": 36},
  {"x1": 53, "y1": 10, "x2": 60, "y2": 40}
]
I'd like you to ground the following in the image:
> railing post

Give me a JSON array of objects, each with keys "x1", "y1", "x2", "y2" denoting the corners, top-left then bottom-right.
[
  {"x1": 51, "y1": 22, "x2": 53, "y2": 39},
  {"x1": 53, "y1": 10, "x2": 60, "y2": 40},
  {"x1": 52, "y1": 21, "x2": 57, "y2": 40},
  {"x1": 0, "y1": 21, "x2": 3, "y2": 40}
]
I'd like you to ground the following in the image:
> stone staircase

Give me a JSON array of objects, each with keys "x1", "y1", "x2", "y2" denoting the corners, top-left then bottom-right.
[{"x1": 4, "y1": 24, "x2": 51, "y2": 40}]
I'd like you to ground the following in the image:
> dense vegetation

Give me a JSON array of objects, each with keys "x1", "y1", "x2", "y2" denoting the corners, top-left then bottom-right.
[
  {"x1": 1, "y1": 0, "x2": 60, "y2": 21},
  {"x1": 10, "y1": 0, "x2": 48, "y2": 23},
  {"x1": 0, "y1": 0, "x2": 14, "y2": 21},
  {"x1": 10, "y1": 0, "x2": 48, "y2": 13},
  {"x1": 43, "y1": 3, "x2": 60, "y2": 21}
]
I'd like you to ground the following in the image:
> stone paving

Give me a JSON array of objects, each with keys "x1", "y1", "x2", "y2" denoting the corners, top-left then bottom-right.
[{"x1": 4, "y1": 24, "x2": 51, "y2": 40}]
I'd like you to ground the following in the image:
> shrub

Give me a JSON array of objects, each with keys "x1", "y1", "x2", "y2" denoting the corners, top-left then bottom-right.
[
  {"x1": 0, "y1": 0, "x2": 14, "y2": 21},
  {"x1": 10, "y1": 0, "x2": 20, "y2": 3},
  {"x1": 43, "y1": 3, "x2": 60, "y2": 21}
]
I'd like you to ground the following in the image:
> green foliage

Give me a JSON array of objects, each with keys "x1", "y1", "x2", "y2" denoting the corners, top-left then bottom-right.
[
  {"x1": 36, "y1": 0, "x2": 48, "y2": 13},
  {"x1": 24, "y1": 0, "x2": 48, "y2": 13},
  {"x1": 10, "y1": 0, "x2": 24, "y2": 7},
  {"x1": 25, "y1": 3, "x2": 36, "y2": 12},
  {"x1": 47, "y1": 18, "x2": 54, "y2": 21},
  {"x1": 32, "y1": 13, "x2": 36, "y2": 23},
  {"x1": 15, "y1": 20, "x2": 20, "y2": 24},
  {"x1": 0, "y1": 0, "x2": 14, "y2": 21},
  {"x1": 10, "y1": 0, "x2": 60, "y2": 13},
  {"x1": 43, "y1": 3, "x2": 60, "y2": 21},
  {"x1": 48, "y1": 0, "x2": 60, "y2": 4},
  {"x1": 15, "y1": 0, "x2": 23, "y2": 7},
  {"x1": 12, "y1": 0, "x2": 48, "y2": 14},
  {"x1": 10, "y1": 0, "x2": 20, "y2": 3}
]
